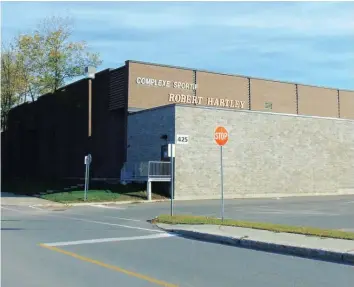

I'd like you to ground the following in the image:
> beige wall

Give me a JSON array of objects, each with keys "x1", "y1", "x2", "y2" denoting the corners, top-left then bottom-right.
[
  {"x1": 128, "y1": 62, "x2": 249, "y2": 111},
  {"x1": 127, "y1": 61, "x2": 352, "y2": 119},
  {"x1": 195, "y1": 72, "x2": 249, "y2": 109},
  {"x1": 298, "y1": 85, "x2": 339, "y2": 117},
  {"x1": 339, "y1": 90, "x2": 354, "y2": 119},
  {"x1": 124, "y1": 104, "x2": 354, "y2": 199},
  {"x1": 250, "y1": 79, "x2": 297, "y2": 114},
  {"x1": 174, "y1": 106, "x2": 354, "y2": 200},
  {"x1": 128, "y1": 62, "x2": 194, "y2": 109}
]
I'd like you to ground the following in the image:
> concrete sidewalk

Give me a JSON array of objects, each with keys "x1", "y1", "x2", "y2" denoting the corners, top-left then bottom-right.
[
  {"x1": 0, "y1": 192, "x2": 65, "y2": 207},
  {"x1": 0, "y1": 192, "x2": 168, "y2": 207},
  {"x1": 156, "y1": 223, "x2": 354, "y2": 265}
]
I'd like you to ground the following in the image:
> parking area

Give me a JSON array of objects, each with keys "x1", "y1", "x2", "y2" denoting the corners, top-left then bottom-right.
[{"x1": 1, "y1": 195, "x2": 354, "y2": 287}]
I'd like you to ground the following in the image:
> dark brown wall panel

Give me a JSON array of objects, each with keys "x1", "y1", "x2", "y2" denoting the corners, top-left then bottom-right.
[
  {"x1": 339, "y1": 90, "x2": 354, "y2": 119},
  {"x1": 91, "y1": 69, "x2": 127, "y2": 178},
  {"x1": 250, "y1": 79, "x2": 297, "y2": 114},
  {"x1": 298, "y1": 85, "x2": 338, "y2": 117}
]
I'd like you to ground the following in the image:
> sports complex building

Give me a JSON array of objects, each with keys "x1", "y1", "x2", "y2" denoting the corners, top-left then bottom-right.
[{"x1": 2, "y1": 60, "x2": 354, "y2": 199}]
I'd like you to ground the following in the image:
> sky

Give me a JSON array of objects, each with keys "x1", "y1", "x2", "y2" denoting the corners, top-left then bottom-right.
[{"x1": 1, "y1": 1, "x2": 354, "y2": 90}]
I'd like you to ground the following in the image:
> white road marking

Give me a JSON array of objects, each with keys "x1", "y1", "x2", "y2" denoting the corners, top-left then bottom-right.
[
  {"x1": 1, "y1": 206, "x2": 163, "y2": 233},
  {"x1": 60, "y1": 216, "x2": 164, "y2": 233},
  {"x1": 42, "y1": 233, "x2": 174, "y2": 247},
  {"x1": 104, "y1": 216, "x2": 142, "y2": 222},
  {"x1": 1, "y1": 206, "x2": 36, "y2": 214},
  {"x1": 89, "y1": 204, "x2": 125, "y2": 210},
  {"x1": 29, "y1": 205, "x2": 46, "y2": 211}
]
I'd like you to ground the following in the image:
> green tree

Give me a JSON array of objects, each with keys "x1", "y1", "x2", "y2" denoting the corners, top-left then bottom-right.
[
  {"x1": 15, "y1": 16, "x2": 102, "y2": 101},
  {"x1": 1, "y1": 43, "x2": 26, "y2": 131}
]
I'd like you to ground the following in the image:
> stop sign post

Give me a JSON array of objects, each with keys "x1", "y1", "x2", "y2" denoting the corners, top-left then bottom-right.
[{"x1": 214, "y1": 126, "x2": 229, "y2": 221}]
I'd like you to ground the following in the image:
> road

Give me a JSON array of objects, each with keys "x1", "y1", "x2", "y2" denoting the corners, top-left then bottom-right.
[{"x1": 1, "y1": 195, "x2": 354, "y2": 287}]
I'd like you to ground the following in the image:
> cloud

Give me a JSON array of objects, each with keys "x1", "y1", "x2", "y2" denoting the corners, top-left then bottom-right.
[
  {"x1": 1, "y1": 1, "x2": 354, "y2": 90},
  {"x1": 70, "y1": 2, "x2": 354, "y2": 36},
  {"x1": 218, "y1": 2, "x2": 354, "y2": 36}
]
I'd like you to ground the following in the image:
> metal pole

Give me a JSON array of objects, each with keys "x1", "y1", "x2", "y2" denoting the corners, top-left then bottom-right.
[
  {"x1": 220, "y1": 146, "x2": 224, "y2": 221},
  {"x1": 84, "y1": 160, "x2": 88, "y2": 201},
  {"x1": 170, "y1": 156, "x2": 174, "y2": 216},
  {"x1": 87, "y1": 157, "x2": 91, "y2": 191},
  {"x1": 88, "y1": 79, "x2": 92, "y2": 137}
]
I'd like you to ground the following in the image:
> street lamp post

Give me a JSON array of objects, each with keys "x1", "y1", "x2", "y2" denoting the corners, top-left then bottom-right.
[
  {"x1": 85, "y1": 66, "x2": 96, "y2": 138},
  {"x1": 84, "y1": 66, "x2": 96, "y2": 199}
]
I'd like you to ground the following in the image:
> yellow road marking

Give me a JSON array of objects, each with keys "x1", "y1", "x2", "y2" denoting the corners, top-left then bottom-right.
[{"x1": 39, "y1": 244, "x2": 178, "y2": 287}]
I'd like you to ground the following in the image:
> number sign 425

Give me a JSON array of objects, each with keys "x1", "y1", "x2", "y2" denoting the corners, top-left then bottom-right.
[{"x1": 176, "y1": 135, "x2": 189, "y2": 144}]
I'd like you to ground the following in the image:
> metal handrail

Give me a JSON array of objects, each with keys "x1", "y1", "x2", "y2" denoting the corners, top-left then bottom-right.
[{"x1": 120, "y1": 161, "x2": 171, "y2": 180}]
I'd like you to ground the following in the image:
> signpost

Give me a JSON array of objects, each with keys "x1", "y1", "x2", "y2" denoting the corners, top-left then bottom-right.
[
  {"x1": 84, "y1": 154, "x2": 92, "y2": 201},
  {"x1": 214, "y1": 126, "x2": 229, "y2": 221},
  {"x1": 168, "y1": 143, "x2": 175, "y2": 216}
]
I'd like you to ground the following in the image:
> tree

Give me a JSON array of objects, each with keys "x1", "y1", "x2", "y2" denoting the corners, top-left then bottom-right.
[
  {"x1": 15, "y1": 16, "x2": 102, "y2": 101},
  {"x1": 1, "y1": 43, "x2": 26, "y2": 131}
]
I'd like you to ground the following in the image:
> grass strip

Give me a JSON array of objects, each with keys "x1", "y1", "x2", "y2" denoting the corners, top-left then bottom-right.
[
  {"x1": 40, "y1": 190, "x2": 168, "y2": 203},
  {"x1": 153, "y1": 214, "x2": 354, "y2": 240},
  {"x1": 40, "y1": 190, "x2": 121, "y2": 203}
]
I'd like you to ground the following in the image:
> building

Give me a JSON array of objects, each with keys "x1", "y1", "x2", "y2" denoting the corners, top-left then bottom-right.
[
  {"x1": 2, "y1": 60, "x2": 354, "y2": 198},
  {"x1": 126, "y1": 104, "x2": 354, "y2": 199}
]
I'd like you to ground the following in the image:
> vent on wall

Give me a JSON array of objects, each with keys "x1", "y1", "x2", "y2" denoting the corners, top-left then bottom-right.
[
  {"x1": 109, "y1": 67, "x2": 126, "y2": 110},
  {"x1": 265, "y1": 102, "x2": 273, "y2": 110}
]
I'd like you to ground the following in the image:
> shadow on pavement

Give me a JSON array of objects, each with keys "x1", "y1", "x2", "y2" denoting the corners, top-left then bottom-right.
[{"x1": 160, "y1": 230, "x2": 354, "y2": 267}]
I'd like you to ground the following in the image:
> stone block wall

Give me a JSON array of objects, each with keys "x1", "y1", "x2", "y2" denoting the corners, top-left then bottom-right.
[{"x1": 174, "y1": 105, "x2": 354, "y2": 199}]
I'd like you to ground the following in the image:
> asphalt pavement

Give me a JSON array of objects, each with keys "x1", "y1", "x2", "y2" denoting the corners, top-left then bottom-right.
[
  {"x1": 74, "y1": 194, "x2": 354, "y2": 230},
  {"x1": 2, "y1": 195, "x2": 354, "y2": 287}
]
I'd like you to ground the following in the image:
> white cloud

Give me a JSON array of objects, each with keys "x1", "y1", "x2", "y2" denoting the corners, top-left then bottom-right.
[
  {"x1": 222, "y1": 2, "x2": 354, "y2": 35},
  {"x1": 70, "y1": 2, "x2": 354, "y2": 36},
  {"x1": 1, "y1": 1, "x2": 353, "y2": 90}
]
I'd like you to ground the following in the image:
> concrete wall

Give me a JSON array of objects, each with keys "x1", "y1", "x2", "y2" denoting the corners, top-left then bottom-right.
[
  {"x1": 126, "y1": 105, "x2": 175, "y2": 164},
  {"x1": 174, "y1": 105, "x2": 354, "y2": 199}
]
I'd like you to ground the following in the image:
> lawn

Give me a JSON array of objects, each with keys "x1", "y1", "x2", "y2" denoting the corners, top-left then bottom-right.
[
  {"x1": 41, "y1": 190, "x2": 122, "y2": 203},
  {"x1": 40, "y1": 189, "x2": 167, "y2": 203},
  {"x1": 153, "y1": 214, "x2": 354, "y2": 241}
]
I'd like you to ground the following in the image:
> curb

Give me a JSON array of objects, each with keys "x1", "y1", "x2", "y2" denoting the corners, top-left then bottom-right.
[
  {"x1": 31, "y1": 199, "x2": 169, "y2": 207},
  {"x1": 162, "y1": 228, "x2": 354, "y2": 265}
]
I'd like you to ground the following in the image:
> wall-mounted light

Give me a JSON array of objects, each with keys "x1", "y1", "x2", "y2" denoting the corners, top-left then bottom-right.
[{"x1": 85, "y1": 66, "x2": 96, "y2": 79}]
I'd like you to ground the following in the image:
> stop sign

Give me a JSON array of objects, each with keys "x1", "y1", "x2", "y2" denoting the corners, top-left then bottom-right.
[{"x1": 214, "y1": 126, "x2": 229, "y2": 146}]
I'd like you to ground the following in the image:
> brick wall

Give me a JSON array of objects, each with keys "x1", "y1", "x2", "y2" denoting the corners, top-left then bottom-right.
[{"x1": 174, "y1": 105, "x2": 354, "y2": 199}]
